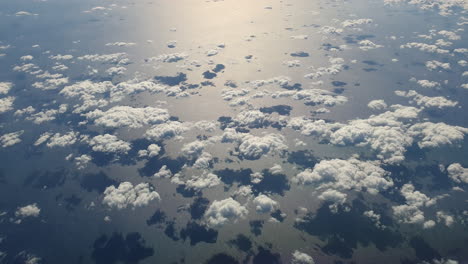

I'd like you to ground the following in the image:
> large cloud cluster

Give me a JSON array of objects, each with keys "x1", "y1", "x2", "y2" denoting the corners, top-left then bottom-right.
[
  {"x1": 204, "y1": 198, "x2": 248, "y2": 228},
  {"x1": 103, "y1": 182, "x2": 160, "y2": 209},
  {"x1": 295, "y1": 158, "x2": 393, "y2": 204},
  {"x1": 89, "y1": 134, "x2": 131, "y2": 154},
  {"x1": 86, "y1": 106, "x2": 170, "y2": 128}
]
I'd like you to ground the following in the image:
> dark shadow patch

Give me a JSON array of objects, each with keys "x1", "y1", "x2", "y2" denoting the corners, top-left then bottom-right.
[
  {"x1": 215, "y1": 168, "x2": 252, "y2": 187},
  {"x1": 287, "y1": 150, "x2": 318, "y2": 169},
  {"x1": 228, "y1": 234, "x2": 253, "y2": 252},
  {"x1": 164, "y1": 221, "x2": 180, "y2": 241},
  {"x1": 205, "y1": 253, "x2": 239, "y2": 264},
  {"x1": 363, "y1": 68, "x2": 378, "y2": 72},
  {"x1": 146, "y1": 210, "x2": 166, "y2": 226},
  {"x1": 24, "y1": 168, "x2": 68, "y2": 189},
  {"x1": 180, "y1": 221, "x2": 218, "y2": 246},
  {"x1": 213, "y1": 64, "x2": 225, "y2": 73},
  {"x1": 203, "y1": 71, "x2": 217, "y2": 79},
  {"x1": 251, "y1": 169, "x2": 290, "y2": 196},
  {"x1": 154, "y1": 72, "x2": 187, "y2": 86},
  {"x1": 64, "y1": 195, "x2": 82, "y2": 211},
  {"x1": 409, "y1": 237, "x2": 441, "y2": 261},
  {"x1": 138, "y1": 156, "x2": 187, "y2": 177},
  {"x1": 331, "y1": 81, "x2": 347, "y2": 87},
  {"x1": 176, "y1": 185, "x2": 199, "y2": 198},
  {"x1": 259, "y1": 105, "x2": 292, "y2": 116},
  {"x1": 290, "y1": 51, "x2": 309, "y2": 57},
  {"x1": 270, "y1": 209, "x2": 286, "y2": 222},
  {"x1": 252, "y1": 246, "x2": 282, "y2": 264},
  {"x1": 249, "y1": 220, "x2": 264, "y2": 236},
  {"x1": 92, "y1": 232, "x2": 154, "y2": 264},
  {"x1": 80, "y1": 171, "x2": 118, "y2": 193},
  {"x1": 190, "y1": 197, "x2": 210, "y2": 220},
  {"x1": 294, "y1": 199, "x2": 403, "y2": 259}
]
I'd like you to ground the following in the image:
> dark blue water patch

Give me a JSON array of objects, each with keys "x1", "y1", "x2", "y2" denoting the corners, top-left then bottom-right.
[
  {"x1": 270, "y1": 209, "x2": 285, "y2": 222},
  {"x1": 251, "y1": 246, "x2": 282, "y2": 264},
  {"x1": 138, "y1": 156, "x2": 187, "y2": 177},
  {"x1": 280, "y1": 82, "x2": 302, "y2": 90},
  {"x1": 290, "y1": 51, "x2": 309, "y2": 57},
  {"x1": 91, "y1": 232, "x2": 154, "y2": 264},
  {"x1": 180, "y1": 221, "x2": 218, "y2": 246},
  {"x1": 63, "y1": 194, "x2": 82, "y2": 211},
  {"x1": 23, "y1": 168, "x2": 68, "y2": 189},
  {"x1": 146, "y1": 210, "x2": 166, "y2": 227},
  {"x1": 228, "y1": 234, "x2": 253, "y2": 253},
  {"x1": 251, "y1": 169, "x2": 290, "y2": 196},
  {"x1": 363, "y1": 68, "x2": 378, "y2": 72},
  {"x1": 203, "y1": 71, "x2": 217, "y2": 79},
  {"x1": 212, "y1": 64, "x2": 225, "y2": 73},
  {"x1": 287, "y1": 150, "x2": 318, "y2": 169},
  {"x1": 294, "y1": 199, "x2": 403, "y2": 259},
  {"x1": 245, "y1": 55, "x2": 253, "y2": 60},
  {"x1": 249, "y1": 220, "x2": 264, "y2": 236},
  {"x1": 189, "y1": 197, "x2": 210, "y2": 220},
  {"x1": 259, "y1": 105, "x2": 292, "y2": 116},
  {"x1": 409, "y1": 237, "x2": 441, "y2": 261},
  {"x1": 154, "y1": 72, "x2": 187, "y2": 86},
  {"x1": 205, "y1": 253, "x2": 239, "y2": 264},
  {"x1": 80, "y1": 171, "x2": 118, "y2": 193}
]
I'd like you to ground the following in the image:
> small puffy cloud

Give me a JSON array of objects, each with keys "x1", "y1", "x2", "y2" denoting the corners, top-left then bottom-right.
[
  {"x1": 204, "y1": 198, "x2": 248, "y2": 228},
  {"x1": 15, "y1": 11, "x2": 38, "y2": 16},
  {"x1": 0, "y1": 131, "x2": 23, "y2": 147},
  {"x1": 145, "y1": 121, "x2": 189, "y2": 141},
  {"x1": 396, "y1": 90, "x2": 457, "y2": 109},
  {"x1": 147, "y1": 53, "x2": 187, "y2": 63},
  {"x1": 103, "y1": 182, "x2": 160, "y2": 209},
  {"x1": 253, "y1": 194, "x2": 278, "y2": 213},
  {"x1": 367, "y1": 99, "x2": 387, "y2": 110},
  {"x1": 153, "y1": 165, "x2": 172, "y2": 178},
  {"x1": 295, "y1": 158, "x2": 393, "y2": 195},
  {"x1": 46, "y1": 132, "x2": 79, "y2": 148},
  {"x1": 77, "y1": 53, "x2": 129, "y2": 64},
  {"x1": 392, "y1": 183, "x2": 436, "y2": 225},
  {"x1": 408, "y1": 122, "x2": 468, "y2": 148},
  {"x1": 436, "y1": 211, "x2": 454, "y2": 227},
  {"x1": 185, "y1": 172, "x2": 221, "y2": 191},
  {"x1": 15, "y1": 204, "x2": 40, "y2": 218},
  {"x1": 359, "y1": 40, "x2": 383, "y2": 50},
  {"x1": 0, "y1": 96, "x2": 15, "y2": 113},
  {"x1": 426, "y1": 60, "x2": 450, "y2": 71},
  {"x1": 89, "y1": 134, "x2": 131, "y2": 154},
  {"x1": 236, "y1": 133, "x2": 288, "y2": 160},
  {"x1": 447, "y1": 163, "x2": 468, "y2": 183},
  {"x1": 138, "y1": 144, "x2": 161, "y2": 158},
  {"x1": 74, "y1": 154, "x2": 92, "y2": 170},
  {"x1": 342, "y1": 18, "x2": 372, "y2": 28},
  {"x1": 291, "y1": 250, "x2": 315, "y2": 264},
  {"x1": 181, "y1": 140, "x2": 206, "y2": 159},
  {"x1": 318, "y1": 189, "x2": 347, "y2": 205},
  {"x1": 0, "y1": 82, "x2": 13, "y2": 94},
  {"x1": 105, "y1": 42, "x2": 137, "y2": 47}
]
